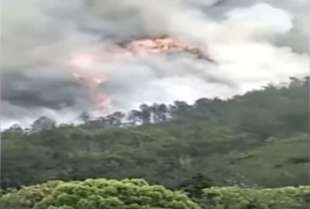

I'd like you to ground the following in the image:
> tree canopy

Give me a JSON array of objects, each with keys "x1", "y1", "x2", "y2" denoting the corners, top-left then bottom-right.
[
  {"x1": 2, "y1": 77, "x2": 309, "y2": 189},
  {"x1": 0, "y1": 179, "x2": 199, "y2": 209}
]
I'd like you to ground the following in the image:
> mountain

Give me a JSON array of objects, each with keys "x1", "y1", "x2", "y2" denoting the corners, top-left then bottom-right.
[{"x1": 2, "y1": 77, "x2": 309, "y2": 189}]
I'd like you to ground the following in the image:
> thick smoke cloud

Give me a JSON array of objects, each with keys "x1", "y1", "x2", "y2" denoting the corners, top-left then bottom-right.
[{"x1": 1, "y1": 0, "x2": 309, "y2": 128}]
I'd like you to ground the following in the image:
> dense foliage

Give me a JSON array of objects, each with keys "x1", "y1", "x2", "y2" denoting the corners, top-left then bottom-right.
[
  {"x1": 199, "y1": 186, "x2": 310, "y2": 209},
  {"x1": 1, "y1": 180, "x2": 310, "y2": 209},
  {"x1": 2, "y1": 77, "x2": 309, "y2": 189},
  {"x1": 0, "y1": 179, "x2": 199, "y2": 209}
]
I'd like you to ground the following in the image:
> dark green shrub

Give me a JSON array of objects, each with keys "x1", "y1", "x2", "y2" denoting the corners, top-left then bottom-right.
[{"x1": 199, "y1": 186, "x2": 310, "y2": 209}]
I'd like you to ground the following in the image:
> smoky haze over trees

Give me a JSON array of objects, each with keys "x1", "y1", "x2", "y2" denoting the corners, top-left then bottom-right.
[
  {"x1": 4, "y1": 77, "x2": 309, "y2": 134},
  {"x1": 1, "y1": 1, "x2": 310, "y2": 208}
]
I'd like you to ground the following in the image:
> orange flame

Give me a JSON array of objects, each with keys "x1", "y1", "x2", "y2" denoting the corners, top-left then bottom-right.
[
  {"x1": 67, "y1": 37, "x2": 215, "y2": 114},
  {"x1": 69, "y1": 53, "x2": 110, "y2": 112},
  {"x1": 124, "y1": 37, "x2": 215, "y2": 62}
]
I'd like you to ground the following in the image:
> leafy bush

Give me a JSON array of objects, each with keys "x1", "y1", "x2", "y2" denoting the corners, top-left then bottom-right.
[
  {"x1": 0, "y1": 178, "x2": 199, "y2": 209},
  {"x1": 199, "y1": 186, "x2": 310, "y2": 209}
]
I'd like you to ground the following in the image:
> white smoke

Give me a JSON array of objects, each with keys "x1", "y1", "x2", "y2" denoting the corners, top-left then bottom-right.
[{"x1": 1, "y1": 0, "x2": 309, "y2": 127}]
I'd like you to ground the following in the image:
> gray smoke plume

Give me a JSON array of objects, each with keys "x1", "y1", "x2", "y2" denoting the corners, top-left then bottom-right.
[{"x1": 1, "y1": 0, "x2": 309, "y2": 128}]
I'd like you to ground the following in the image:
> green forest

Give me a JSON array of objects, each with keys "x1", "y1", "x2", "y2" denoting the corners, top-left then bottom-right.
[{"x1": 1, "y1": 77, "x2": 310, "y2": 208}]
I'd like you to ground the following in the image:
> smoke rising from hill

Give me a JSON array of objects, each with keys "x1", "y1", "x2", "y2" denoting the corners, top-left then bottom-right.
[{"x1": 1, "y1": 0, "x2": 309, "y2": 127}]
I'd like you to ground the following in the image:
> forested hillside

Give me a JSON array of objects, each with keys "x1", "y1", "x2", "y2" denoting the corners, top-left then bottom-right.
[{"x1": 2, "y1": 77, "x2": 310, "y2": 190}]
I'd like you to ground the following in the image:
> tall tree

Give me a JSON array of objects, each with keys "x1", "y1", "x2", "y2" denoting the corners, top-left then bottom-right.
[
  {"x1": 31, "y1": 116, "x2": 56, "y2": 133},
  {"x1": 139, "y1": 104, "x2": 151, "y2": 125}
]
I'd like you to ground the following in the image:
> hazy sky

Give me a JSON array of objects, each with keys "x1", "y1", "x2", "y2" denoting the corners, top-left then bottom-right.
[{"x1": 1, "y1": 0, "x2": 309, "y2": 128}]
